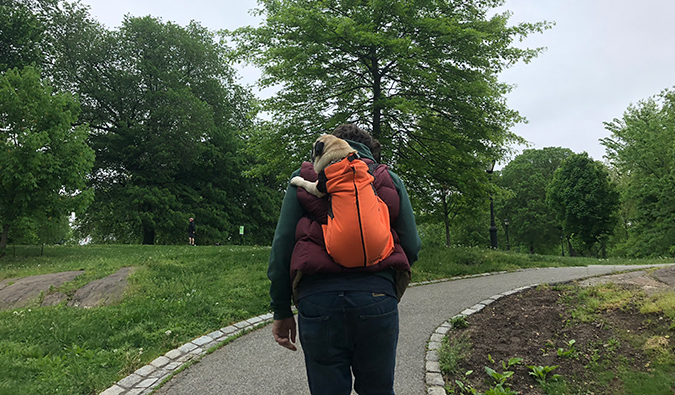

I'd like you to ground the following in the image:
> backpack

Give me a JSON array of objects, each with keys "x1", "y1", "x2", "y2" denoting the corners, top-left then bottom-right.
[{"x1": 318, "y1": 153, "x2": 395, "y2": 268}]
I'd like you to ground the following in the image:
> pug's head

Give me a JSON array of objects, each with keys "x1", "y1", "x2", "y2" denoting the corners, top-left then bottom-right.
[{"x1": 311, "y1": 134, "x2": 357, "y2": 173}]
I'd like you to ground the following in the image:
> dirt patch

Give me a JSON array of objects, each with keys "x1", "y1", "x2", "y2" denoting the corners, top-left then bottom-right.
[
  {"x1": 443, "y1": 267, "x2": 675, "y2": 394},
  {"x1": 0, "y1": 267, "x2": 135, "y2": 311}
]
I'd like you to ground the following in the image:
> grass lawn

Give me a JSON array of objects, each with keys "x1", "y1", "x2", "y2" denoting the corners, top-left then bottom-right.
[{"x1": 0, "y1": 244, "x2": 671, "y2": 394}]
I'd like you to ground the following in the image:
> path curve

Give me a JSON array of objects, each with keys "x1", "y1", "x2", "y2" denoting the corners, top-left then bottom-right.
[{"x1": 103, "y1": 264, "x2": 674, "y2": 395}]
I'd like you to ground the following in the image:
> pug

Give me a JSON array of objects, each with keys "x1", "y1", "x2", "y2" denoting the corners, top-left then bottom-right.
[{"x1": 290, "y1": 134, "x2": 356, "y2": 198}]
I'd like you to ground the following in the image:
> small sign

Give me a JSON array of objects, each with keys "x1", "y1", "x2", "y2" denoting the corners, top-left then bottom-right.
[{"x1": 239, "y1": 226, "x2": 244, "y2": 235}]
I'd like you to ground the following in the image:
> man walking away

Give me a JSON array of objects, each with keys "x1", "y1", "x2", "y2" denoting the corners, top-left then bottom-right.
[{"x1": 268, "y1": 124, "x2": 421, "y2": 395}]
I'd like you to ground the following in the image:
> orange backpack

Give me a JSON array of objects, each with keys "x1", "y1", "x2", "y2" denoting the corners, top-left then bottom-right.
[{"x1": 320, "y1": 154, "x2": 395, "y2": 268}]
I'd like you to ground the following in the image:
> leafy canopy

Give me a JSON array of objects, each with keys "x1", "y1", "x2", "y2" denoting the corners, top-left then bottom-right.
[
  {"x1": 546, "y1": 153, "x2": 619, "y2": 256},
  {"x1": 602, "y1": 88, "x2": 675, "y2": 257},
  {"x1": 49, "y1": 6, "x2": 278, "y2": 245},
  {"x1": 0, "y1": 66, "x2": 94, "y2": 248},
  {"x1": 230, "y1": 0, "x2": 552, "y2": 187},
  {"x1": 498, "y1": 147, "x2": 573, "y2": 254}
]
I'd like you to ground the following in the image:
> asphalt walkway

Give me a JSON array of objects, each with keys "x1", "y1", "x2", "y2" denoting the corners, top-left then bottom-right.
[{"x1": 153, "y1": 264, "x2": 673, "y2": 395}]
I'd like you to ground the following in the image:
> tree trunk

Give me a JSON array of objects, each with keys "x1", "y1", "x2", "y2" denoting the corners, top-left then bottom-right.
[
  {"x1": 444, "y1": 219, "x2": 451, "y2": 247},
  {"x1": 0, "y1": 224, "x2": 9, "y2": 249},
  {"x1": 370, "y1": 46, "x2": 382, "y2": 140},
  {"x1": 142, "y1": 226, "x2": 155, "y2": 245},
  {"x1": 567, "y1": 237, "x2": 577, "y2": 257},
  {"x1": 442, "y1": 188, "x2": 451, "y2": 247}
]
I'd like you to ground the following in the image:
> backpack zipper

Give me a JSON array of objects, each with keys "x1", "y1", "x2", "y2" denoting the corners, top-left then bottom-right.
[{"x1": 352, "y1": 165, "x2": 368, "y2": 266}]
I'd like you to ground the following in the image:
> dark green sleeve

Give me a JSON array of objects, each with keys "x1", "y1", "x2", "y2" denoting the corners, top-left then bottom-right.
[
  {"x1": 267, "y1": 170, "x2": 303, "y2": 320},
  {"x1": 389, "y1": 171, "x2": 422, "y2": 265}
]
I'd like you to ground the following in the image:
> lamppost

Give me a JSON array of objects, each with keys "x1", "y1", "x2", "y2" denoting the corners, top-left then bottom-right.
[
  {"x1": 486, "y1": 161, "x2": 497, "y2": 249},
  {"x1": 504, "y1": 218, "x2": 510, "y2": 251}
]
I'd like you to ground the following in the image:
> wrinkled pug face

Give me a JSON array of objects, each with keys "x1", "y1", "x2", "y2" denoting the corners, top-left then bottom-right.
[{"x1": 309, "y1": 135, "x2": 357, "y2": 174}]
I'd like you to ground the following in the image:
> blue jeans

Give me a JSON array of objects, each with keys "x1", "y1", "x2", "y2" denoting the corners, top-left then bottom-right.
[{"x1": 297, "y1": 291, "x2": 399, "y2": 395}]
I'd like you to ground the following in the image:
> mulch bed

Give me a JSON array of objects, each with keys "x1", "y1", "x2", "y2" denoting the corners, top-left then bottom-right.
[{"x1": 443, "y1": 284, "x2": 662, "y2": 394}]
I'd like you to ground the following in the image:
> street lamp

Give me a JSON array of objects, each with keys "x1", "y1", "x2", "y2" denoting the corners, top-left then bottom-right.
[
  {"x1": 486, "y1": 161, "x2": 497, "y2": 249},
  {"x1": 504, "y1": 219, "x2": 510, "y2": 251}
]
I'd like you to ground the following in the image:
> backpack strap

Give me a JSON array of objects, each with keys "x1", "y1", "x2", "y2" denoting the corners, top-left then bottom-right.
[
  {"x1": 366, "y1": 162, "x2": 378, "y2": 178},
  {"x1": 347, "y1": 152, "x2": 378, "y2": 177},
  {"x1": 317, "y1": 170, "x2": 328, "y2": 194}
]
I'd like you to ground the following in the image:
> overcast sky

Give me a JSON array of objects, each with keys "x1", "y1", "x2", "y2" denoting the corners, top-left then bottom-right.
[{"x1": 78, "y1": 0, "x2": 675, "y2": 163}]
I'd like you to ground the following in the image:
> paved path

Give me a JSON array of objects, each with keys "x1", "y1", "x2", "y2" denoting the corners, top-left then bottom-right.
[{"x1": 151, "y1": 264, "x2": 672, "y2": 395}]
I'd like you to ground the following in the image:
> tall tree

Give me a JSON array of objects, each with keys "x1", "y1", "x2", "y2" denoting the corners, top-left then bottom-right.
[
  {"x1": 0, "y1": 66, "x2": 94, "y2": 249},
  {"x1": 230, "y1": 0, "x2": 550, "y2": 194},
  {"x1": 0, "y1": 0, "x2": 45, "y2": 71},
  {"x1": 546, "y1": 153, "x2": 619, "y2": 257},
  {"x1": 498, "y1": 147, "x2": 573, "y2": 254},
  {"x1": 50, "y1": 6, "x2": 277, "y2": 244},
  {"x1": 602, "y1": 88, "x2": 675, "y2": 257}
]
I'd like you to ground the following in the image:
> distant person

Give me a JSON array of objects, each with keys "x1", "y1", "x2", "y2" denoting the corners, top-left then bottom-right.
[{"x1": 188, "y1": 217, "x2": 196, "y2": 246}]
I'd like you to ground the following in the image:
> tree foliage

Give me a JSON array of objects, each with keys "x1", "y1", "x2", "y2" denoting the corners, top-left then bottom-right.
[
  {"x1": 602, "y1": 88, "x2": 675, "y2": 257},
  {"x1": 50, "y1": 6, "x2": 280, "y2": 245},
  {"x1": 230, "y1": 0, "x2": 550, "y2": 191},
  {"x1": 497, "y1": 147, "x2": 573, "y2": 254},
  {"x1": 546, "y1": 153, "x2": 619, "y2": 257},
  {"x1": 0, "y1": 0, "x2": 46, "y2": 71},
  {"x1": 0, "y1": 66, "x2": 94, "y2": 249}
]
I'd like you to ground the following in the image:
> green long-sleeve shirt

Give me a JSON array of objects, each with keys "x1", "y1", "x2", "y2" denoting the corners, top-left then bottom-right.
[{"x1": 267, "y1": 140, "x2": 421, "y2": 319}]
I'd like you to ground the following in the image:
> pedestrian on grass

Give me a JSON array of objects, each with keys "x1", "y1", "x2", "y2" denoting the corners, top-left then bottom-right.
[
  {"x1": 188, "y1": 217, "x2": 196, "y2": 246},
  {"x1": 268, "y1": 124, "x2": 421, "y2": 395}
]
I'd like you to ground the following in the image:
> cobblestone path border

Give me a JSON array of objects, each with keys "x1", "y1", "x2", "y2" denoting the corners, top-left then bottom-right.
[
  {"x1": 97, "y1": 268, "x2": 561, "y2": 395},
  {"x1": 424, "y1": 283, "x2": 539, "y2": 395},
  {"x1": 100, "y1": 313, "x2": 274, "y2": 395}
]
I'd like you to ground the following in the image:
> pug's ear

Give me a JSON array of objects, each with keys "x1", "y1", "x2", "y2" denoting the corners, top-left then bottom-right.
[{"x1": 313, "y1": 141, "x2": 325, "y2": 157}]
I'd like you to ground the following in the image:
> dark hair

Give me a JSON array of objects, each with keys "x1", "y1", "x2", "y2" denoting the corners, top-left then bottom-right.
[{"x1": 331, "y1": 124, "x2": 381, "y2": 163}]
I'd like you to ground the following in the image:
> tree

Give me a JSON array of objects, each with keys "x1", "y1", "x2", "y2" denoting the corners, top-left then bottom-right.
[
  {"x1": 497, "y1": 147, "x2": 573, "y2": 254},
  {"x1": 400, "y1": 113, "x2": 499, "y2": 247},
  {"x1": 0, "y1": 66, "x2": 94, "y2": 249},
  {"x1": 50, "y1": 7, "x2": 279, "y2": 245},
  {"x1": 546, "y1": 153, "x2": 619, "y2": 257},
  {"x1": 230, "y1": 0, "x2": 550, "y2": 196},
  {"x1": 0, "y1": 0, "x2": 46, "y2": 71},
  {"x1": 602, "y1": 88, "x2": 675, "y2": 257}
]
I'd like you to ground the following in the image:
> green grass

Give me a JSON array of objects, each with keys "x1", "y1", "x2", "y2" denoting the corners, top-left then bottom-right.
[
  {"x1": 0, "y1": 244, "x2": 671, "y2": 394},
  {"x1": 438, "y1": 333, "x2": 472, "y2": 375},
  {"x1": 411, "y1": 245, "x2": 672, "y2": 282},
  {"x1": 0, "y1": 244, "x2": 271, "y2": 395}
]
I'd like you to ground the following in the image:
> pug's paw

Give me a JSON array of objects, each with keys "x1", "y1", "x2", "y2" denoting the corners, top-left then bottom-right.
[{"x1": 290, "y1": 176, "x2": 305, "y2": 187}]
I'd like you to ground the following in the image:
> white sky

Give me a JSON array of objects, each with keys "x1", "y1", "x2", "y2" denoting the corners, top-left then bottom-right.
[{"x1": 78, "y1": 0, "x2": 675, "y2": 163}]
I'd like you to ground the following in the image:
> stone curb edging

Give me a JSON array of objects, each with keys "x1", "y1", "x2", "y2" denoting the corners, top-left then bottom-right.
[
  {"x1": 99, "y1": 313, "x2": 275, "y2": 395},
  {"x1": 409, "y1": 268, "x2": 546, "y2": 393},
  {"x1": 420, "y1": 263, "x2": 675, "y2": 394},
  {"x1": 99, "y1": 265, "x2": 643, "y2": 395},
  {"x1": 424, "y1": 283, "x2": 539, "y2": 395},
  {"x1": 408, "y1": 270, "x2": 510, "y2": 289},
  {"x1": 99, "y1": 268, "x2": 526, "y2": 395},
  {"x1": 98, "y1": 268, "x2": 552, "y2": 395}
]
